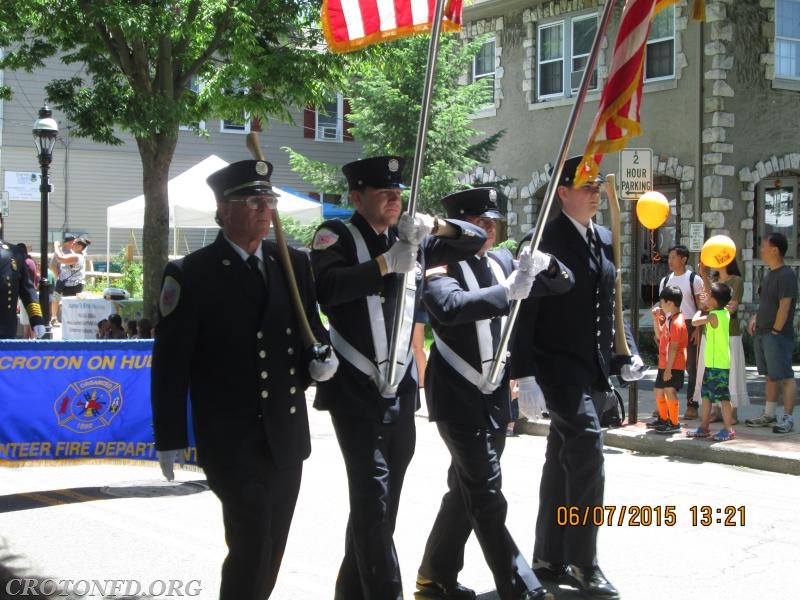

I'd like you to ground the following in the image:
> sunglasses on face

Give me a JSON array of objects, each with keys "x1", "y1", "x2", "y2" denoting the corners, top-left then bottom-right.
[{"x1": 228, "y1": 196, "x2": 278, "y2": 210}]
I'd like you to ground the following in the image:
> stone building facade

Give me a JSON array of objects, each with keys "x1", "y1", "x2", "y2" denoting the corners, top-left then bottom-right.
[{"x1": 461, "y1": 0, "x2": 800, "y2": 323}]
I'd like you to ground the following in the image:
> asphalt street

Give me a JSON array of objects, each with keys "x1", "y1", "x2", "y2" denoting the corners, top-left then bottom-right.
[{"x1": 0, "y1": 393, "x2": 797, "y2": 600}]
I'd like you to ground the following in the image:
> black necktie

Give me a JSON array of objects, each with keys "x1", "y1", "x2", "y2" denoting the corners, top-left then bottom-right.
[
  {"x1": 586, "y1": 227, "x2": 600, "y2": 258},
  {"x1": 247, "y1": 255, "x2": 266, "y2": 307}
]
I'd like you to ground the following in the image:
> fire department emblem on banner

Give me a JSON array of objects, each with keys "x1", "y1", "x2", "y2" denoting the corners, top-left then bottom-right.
[{"x1": 54, "y1": 377, "x2": 124, "y2": 433}]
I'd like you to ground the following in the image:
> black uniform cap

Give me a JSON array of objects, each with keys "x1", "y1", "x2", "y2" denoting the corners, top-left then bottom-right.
[
  {"x1": 551, "y1": 155, "x2": 606, "y2": 187},
  {"x1": 342, "y1": 156, "x2": 407, "y2": 191},
  {"x1": 206, "y1": 160, "x2": 278, "y2": 202},
  {"x1": 441, "y1": 187, "x2": 506, "y2": 220}
]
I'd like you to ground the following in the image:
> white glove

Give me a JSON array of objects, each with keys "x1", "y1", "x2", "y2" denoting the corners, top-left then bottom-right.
[
  {"x1": 621, "y1": 354, "x2": 646, "y2": 381},
  {"x1": 397, "y1": 212, "x2": 435, "y2": 245},
  {"x1": 156, "y1": 449, "x2": 186, "y2": 482},
  {"x1": 516, "y1": 376, "x2": 547, "y2": 420},
  {"x1": 516, "y1": 246, "x2": 551, "y2": 276},
  {"x1": 382, "y1": 240, "x2": 418, "y2": 274},
  {"x1": 502, "y1": 269, "x2": 534, "y2": 301},
  {"x1": 309, "y1": 350, "x2": 339, "y2": 382},
  {"x1": 33, "y1": 324, "x2": 47, "y2": 338}
]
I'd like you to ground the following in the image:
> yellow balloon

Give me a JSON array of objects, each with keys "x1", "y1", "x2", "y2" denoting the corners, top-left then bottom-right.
[
  {"x1": 635, "y1": 191, "x2": 670, "y2": 230},
  {"x1": 701, "y1": 235, "x2": 736, "y2": 268}
]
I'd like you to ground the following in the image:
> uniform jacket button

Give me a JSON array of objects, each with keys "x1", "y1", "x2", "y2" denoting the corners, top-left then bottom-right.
[
  {"x1": 289, "y1": 367, "x2": 296, "y2": 375},
  {"x1": 261, "y1": 390, "x2": 268, "y2": 399},
  {"x1": 288, "y1": 347, "x2": 294, "y2": 355},
  {"x1": 290, "y1": 386, "x2": 297, "y2": 394},
  {"x1": 289, "y1": 406, "x2": 297, "y2": 414},
  {"x1": 259, "y1": 350, "x2": 266, "y2": 358},
  {"x1": 261, "y1": 371, "x2": 268, "y2": 379},
  {"x1": 286, "y1": 327, "x2": 292, "y2": 335},
  {"x1": 257, "y1": 331, "x2": 264, "y2": 339}
]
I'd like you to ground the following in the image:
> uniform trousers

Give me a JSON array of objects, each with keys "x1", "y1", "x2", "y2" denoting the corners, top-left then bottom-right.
[
  {"x1": 534, "y1": 383, "x2": 605, "y2": 569},
  {"x1": 201, "y1": 422, "x2": 303, "y2": 600},
  {"x1": 419, "y1": 423, "x2": 541, "y2": 600},
  {"x1": 331, "y1": 408, "x2": 416, "y2": 600}
]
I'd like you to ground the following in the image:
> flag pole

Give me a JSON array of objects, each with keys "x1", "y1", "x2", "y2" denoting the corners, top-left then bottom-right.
[
  {"x1": 386, "y1": 0, "x2": 449, "y2": 389},
  {"x1": 487, "y1": 0, "x2": 618, "y2": 386}
]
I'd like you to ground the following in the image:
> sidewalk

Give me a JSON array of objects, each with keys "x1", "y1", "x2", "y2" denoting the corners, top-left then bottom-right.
[{"x1": 512, "y1": 367, "x2": 800, "y2": 475}]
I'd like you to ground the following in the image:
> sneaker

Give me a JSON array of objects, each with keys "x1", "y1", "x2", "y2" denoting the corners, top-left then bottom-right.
[
  {"x1": 772, "y1": 414, "x2": 795, "y2": 434},
  {"x1": 745, "y1": 414, "x2": 777, "y2": 427},
  {"x1": 682, "y1": 405, "x2": 698, "y2": 420},
  {"x1": 654, "y1": 421, "x2": 681, "y2": 434},
  {"x1": 645, "y1": 417, "x2": 666, "y2": 429},
  {"x1": 712, "y1": 428, "x2": 736, "y2": 442},
  {"x1": 686, "y1": 426, "x2": 711, "y2": 438}
]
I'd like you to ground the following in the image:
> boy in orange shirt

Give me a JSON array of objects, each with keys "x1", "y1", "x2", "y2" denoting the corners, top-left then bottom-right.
[{"x1": 648, "y1": 286, "x2": 689, "y2": 434}]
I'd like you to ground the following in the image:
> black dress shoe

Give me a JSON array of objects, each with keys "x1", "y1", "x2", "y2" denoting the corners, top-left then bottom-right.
[
  {"x1": 531, "y1": 559, "x2": 566, "y2": 582},
  {"x1": 520, "y1": 588, "x2": 554, "y2": 600},
  {"x1": 565, "y1": 565, "x2": 620, "y2": 598},
  {"x1": 415, "y1": 577, "x2": 476, "y2": 600}
]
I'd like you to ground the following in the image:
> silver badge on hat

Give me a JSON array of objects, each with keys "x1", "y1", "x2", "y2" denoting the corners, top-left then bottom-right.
[
  {"x1": 255, "y1": 161, "x2": 269, "y2": 176},
  {"x1": 388, "y1": 159, "x2": 399, "y2": 172},
  {"x1": 489, "y1": 189, "x2": 497, "y2": 202}
]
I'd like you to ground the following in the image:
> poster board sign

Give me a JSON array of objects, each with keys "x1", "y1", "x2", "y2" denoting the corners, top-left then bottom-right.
[{"x1": 3, "y1": 171, "x2": 41, "y2": 201}]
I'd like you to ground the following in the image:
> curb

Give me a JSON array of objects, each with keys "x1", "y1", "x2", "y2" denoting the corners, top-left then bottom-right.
[{"x1": 515, "y1": 420, "x2": 800, "y2": 476}]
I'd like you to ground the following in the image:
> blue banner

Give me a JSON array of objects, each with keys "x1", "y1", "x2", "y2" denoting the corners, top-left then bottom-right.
[{"x1": 0, "y1": 340, "x2": 196, "y2": 466}]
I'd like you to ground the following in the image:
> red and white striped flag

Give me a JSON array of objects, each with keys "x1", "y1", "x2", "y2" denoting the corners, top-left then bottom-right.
[
  {"x1": 322, "y1": 0, "x2": 463, "y2": 53},
  {"x1": 574, "y1": 0, "x2": 680, "y2": 187}
]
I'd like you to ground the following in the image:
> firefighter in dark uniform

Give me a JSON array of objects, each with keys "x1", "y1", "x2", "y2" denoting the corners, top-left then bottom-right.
[
  {"x1": 309, "y1": 156, "x2": 486, "y2": 600},
  {"x1": 415, "y1": 188, "x2": 572, "y2": 600},
  {"x1": 0, "y1": 240, "x2": 45, "y2": 339},
  {"x1": 511, "y1": 157, "x2": 644, "y2": 599},
  {"x1": 150, "y1": 160, "x2": 338, "y2": 600}
]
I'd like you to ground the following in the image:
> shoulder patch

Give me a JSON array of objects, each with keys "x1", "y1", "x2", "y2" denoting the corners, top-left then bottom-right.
[
  {"x1": 159, "y1": 275, "x2": 181, "y2": 317},
  {"x1": 312, "y1": 228, "x2": 340, "y2": 250},
  {"x1": 425, "y1": 266, "x2": 448, "y2": 278}
]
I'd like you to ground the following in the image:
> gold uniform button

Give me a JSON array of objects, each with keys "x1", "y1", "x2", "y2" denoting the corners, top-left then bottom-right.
[
  {"x1": 289, "y1": 406, "x2": 297, "y2": 415},
  {"x1": 257, "y1": 331, "x2": 264, "y2": 339},
  {"x1": 261, "y1": 391, "x2": 268, "y2": 399},
  {"x1": 261, "y1": 371, "x2": 268, "y2": 379},
  {"x1": 290, "y1": 386, "x2": 297, "y2": 394},
  {"x1": 259, "y1": 350, "x2": 266, "y2": 359}
]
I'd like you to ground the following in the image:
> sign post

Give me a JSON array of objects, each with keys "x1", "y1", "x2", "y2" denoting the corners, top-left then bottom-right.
[{"x1": 619, "y1": 148, "x2": 653, "y2": 199}]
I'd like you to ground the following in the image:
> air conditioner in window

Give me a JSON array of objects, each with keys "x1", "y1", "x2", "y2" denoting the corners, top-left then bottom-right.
[{"x1": 319, "y1": 126, "x2": 340, "y2": 140}]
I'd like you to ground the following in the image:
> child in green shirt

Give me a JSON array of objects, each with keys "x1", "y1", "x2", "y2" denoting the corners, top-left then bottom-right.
[{"x1": 688, "y1": 282, "x2": 734, "y2": 441}]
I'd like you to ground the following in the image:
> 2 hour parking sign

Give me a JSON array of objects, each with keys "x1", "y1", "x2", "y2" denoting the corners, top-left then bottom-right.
[{"x1": 619, "y1": 149, "x2": 653, "y2": 199}]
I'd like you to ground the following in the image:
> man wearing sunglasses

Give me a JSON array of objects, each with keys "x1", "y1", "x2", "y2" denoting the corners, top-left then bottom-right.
[
  {"x1": 511, "y1": 155, "x2": 643, "y2": 600},
  {"x1": 151, "y1": 159, "x2": 336, "y2": 600}
]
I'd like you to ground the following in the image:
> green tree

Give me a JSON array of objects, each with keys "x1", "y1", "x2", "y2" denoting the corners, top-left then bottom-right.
[
  {"x1": 0, "y1": 0, "x2": 344, "y2": 319},
  {"x1": 284, "y1": 34, "x2": 507, "y2": 213}
]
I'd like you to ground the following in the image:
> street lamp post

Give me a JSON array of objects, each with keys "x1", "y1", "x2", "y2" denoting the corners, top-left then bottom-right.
[{"x1": 33, "y1": 105, "x2": 59, "y2": 338}]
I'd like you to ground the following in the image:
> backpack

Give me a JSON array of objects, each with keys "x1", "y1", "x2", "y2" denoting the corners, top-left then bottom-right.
[
  {"x1": 659, "y1": 271, "x2": 699, "y2": 312},
  {"x1": 595, "y1": 388, "x2": 626, "y2": 428}
]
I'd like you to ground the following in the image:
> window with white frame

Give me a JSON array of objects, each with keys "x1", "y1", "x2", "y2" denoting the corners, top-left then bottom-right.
[
  {"x1": 776, "y1": 0, "x2": 800, "y2": 80},
  {"x1": 221, "y1": 111, "x2": 251, "y2": 134},
  {"x1": 537, "y1": 12, "x2": 597, "y2": 101},
  {"x1": 179, "y1": 76, "x2": 206, "y2": 131},
  {"x1": 758, "y1": 175, "x2": 799, "y2": 258},
  {"x1": 316, "y1": 93, "x2": 343, "y2": 142},
  {"x1": 472, "y1": 37, "x2": 496, "y2": 105},
  {"x1": 645, "y1": 5, "x2": 675, "y2": 81}
]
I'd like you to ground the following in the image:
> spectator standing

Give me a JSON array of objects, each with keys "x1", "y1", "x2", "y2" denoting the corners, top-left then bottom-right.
[
  {"x1": 52, "y1": 235, "x2": 91, "y2": 326},
  {"x1": 658, "y1": 245, "x2": 705, "y2": 419},
  {"x1": 106, "y1": 314, "x2": 127, "y2": 339},
  {"x1": 137, "y1": 317, "x2": 154, "y2": 339},
  {"x1": 746, "y1": 233, "x2": 797, "y2": 434},
  {"x1": 126, "y1": 319, "x2": 138, "y2": 339},
  {"x1": 648, "y1": 285, "x2": 689, "y2": 434},
  {"x1": 688, "y1": 282, "x2": 735, "y2": 441}
]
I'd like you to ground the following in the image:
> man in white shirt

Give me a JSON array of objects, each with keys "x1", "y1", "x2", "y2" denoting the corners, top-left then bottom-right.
[{"x1": 658, "y1": 245, "x2": 705, "y2": 419}]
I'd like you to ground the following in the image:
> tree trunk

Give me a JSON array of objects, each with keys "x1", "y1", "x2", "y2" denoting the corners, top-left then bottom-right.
[{"x1": 137, "y1": 135, "x2": 178, "y2": 322}]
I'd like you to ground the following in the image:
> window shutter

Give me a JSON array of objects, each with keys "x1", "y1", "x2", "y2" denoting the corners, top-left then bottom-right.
[
  {"x1": 343, "y1": 99, "x2": 354, "y2": 141},
  {"x1": 303, "y1": 106, "x2": 316, "y2": 138}
]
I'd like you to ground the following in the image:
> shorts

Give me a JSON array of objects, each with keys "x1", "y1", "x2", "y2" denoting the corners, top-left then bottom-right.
[
  {"x1": 655, "y1": 368, "x2": 684, "y2": 391},
  {"x1": 754, "y1": 333, "x2": 795, "y2": 381},
  {"x1": 701, "y1": 367, "x2": 730, "y2": 404}
]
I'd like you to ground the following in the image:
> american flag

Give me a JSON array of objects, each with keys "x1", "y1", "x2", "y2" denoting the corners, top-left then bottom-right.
[
  {"x1": 574, "y1": 0, "x2": 704, "y2": 186},
  {"x1": 322, "y1": 0, "x2": 463, "y2": 53}
]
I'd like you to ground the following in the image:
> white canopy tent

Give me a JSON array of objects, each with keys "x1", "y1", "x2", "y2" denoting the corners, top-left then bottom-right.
[{"x1": 105, "y1": 154, "x2": 322, "y2": 272}]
